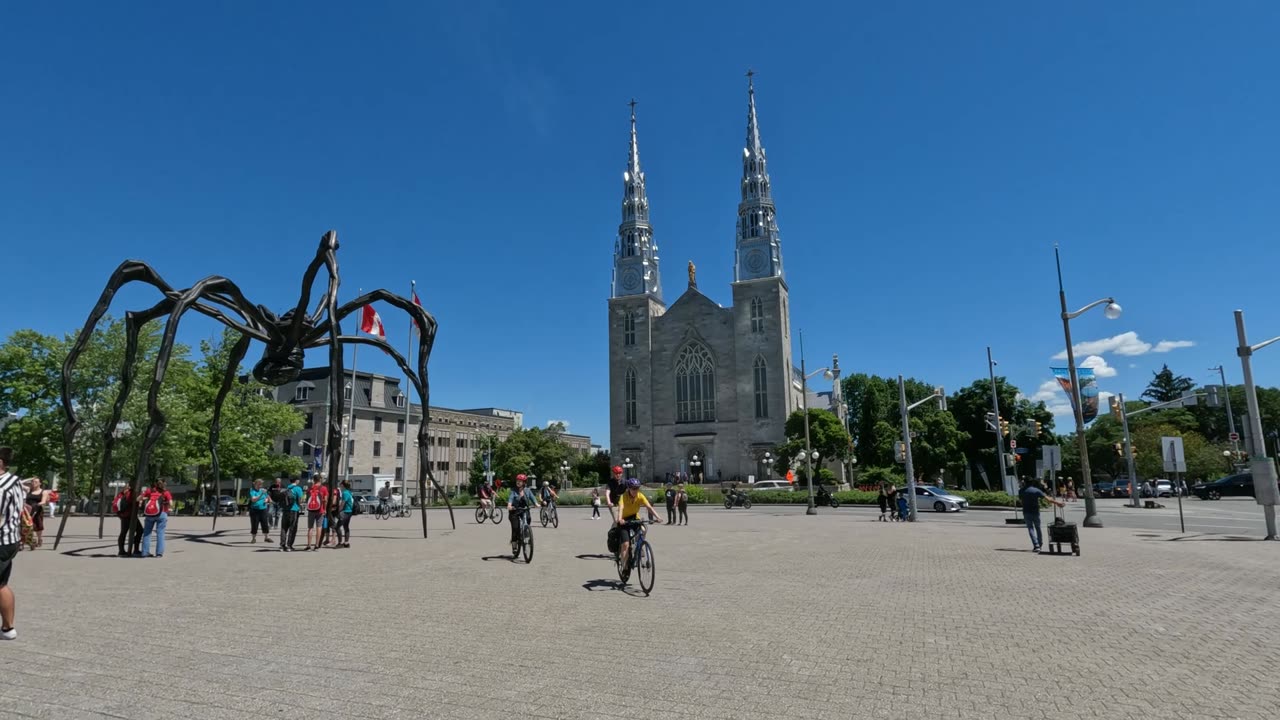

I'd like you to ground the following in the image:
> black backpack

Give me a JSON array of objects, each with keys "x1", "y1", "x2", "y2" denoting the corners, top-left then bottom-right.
[{"x1": 350, "y1": 494, "x2": 363, "y2": 516}]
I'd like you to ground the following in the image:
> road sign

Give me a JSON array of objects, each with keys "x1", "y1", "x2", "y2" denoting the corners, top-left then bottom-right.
[
  {"x1": 1009, "y1": 437, "x2": 1016, "y2": 450},
  {"x1": 1161, "y1": 436, "x2": 1187, "y2": 473},
  {"x1": 1041, "y1": 445, "x2": 1062, "y2": 472},
  {"x1": 1229, "y1": 431, "x2": 1240, "y2": 442}
]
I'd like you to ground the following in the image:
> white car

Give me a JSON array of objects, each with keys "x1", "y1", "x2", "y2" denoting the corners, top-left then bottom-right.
[
  {"x1": 899, "y1": 485, "x2": 968, "y2": 512},
  {"x1": 749, "y1": 480, "x2": 793, "y2": 491}
]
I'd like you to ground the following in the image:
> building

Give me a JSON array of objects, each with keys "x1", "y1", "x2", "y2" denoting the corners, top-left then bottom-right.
[
  {"x1": 608, "y1": 78, "x2": 803, "y2": 483},
  {"x1": 268, "y1": 368, "x2": 522, "y2": 498}
]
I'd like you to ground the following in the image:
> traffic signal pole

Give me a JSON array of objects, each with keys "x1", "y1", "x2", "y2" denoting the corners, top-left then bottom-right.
[{"x1": 1117, "y1": 393, "x2": 1140, "y2": 508}]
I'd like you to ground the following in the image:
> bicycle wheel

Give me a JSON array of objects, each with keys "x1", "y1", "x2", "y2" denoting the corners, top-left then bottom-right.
[
  {"x1": 539, "y1": 507, "x2": 549, "y2": 527},
  {"x1": 637, "y1": 541, "x2": 655, "y2": 595},
  {"x1": 378, "y1": 505, "x2": 391, "y2": 521},
  {"x1": 521, "y1": 521, "x2": 534, "y2": 563},
  {"x1": 492, "y1": 507, "x2": 503, "y2": 524},
  {"x1": 475, "y1": 506, "x2": 487, "y2": 524},
  {"x1": 550, "y1": 506, "x2": 559, "y2": 529}
]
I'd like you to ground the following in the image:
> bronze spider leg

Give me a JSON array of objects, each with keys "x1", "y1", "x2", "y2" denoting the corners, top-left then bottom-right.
[
  {"x1": 209, "y1": 333, "x2": 252, "y2": 532},
  {"x1": 55, "y1": 263, "x2": 267, "y2": 549}
]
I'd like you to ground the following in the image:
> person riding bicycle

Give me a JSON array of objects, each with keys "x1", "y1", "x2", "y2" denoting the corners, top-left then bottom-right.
[
  {"x1": 506, "y1": 474, "x2": 541, "y2": 553},
  {"x1": 477, "y1": 481, "x2": 495, "y2": 509},
  {"x1": 538, "y1": 480, "x2": 558, "y2": 510},
  {"x1": 605, "y1": 465, "x2": 624, "y2": 519},
  {"x1": 377, "y1": 481, "x2": 393, "y2": 513},
  {"x1": 616, "y1": 478, "x2": 659, "y2": 567}
]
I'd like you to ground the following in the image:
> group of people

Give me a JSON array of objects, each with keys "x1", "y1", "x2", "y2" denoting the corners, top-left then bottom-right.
[
  {"x1": 876, "y1": 484, "x2": 911, "y2": 522},
  {"x1": 261, "y1": 475, "x2": 356, "y2": 551}
]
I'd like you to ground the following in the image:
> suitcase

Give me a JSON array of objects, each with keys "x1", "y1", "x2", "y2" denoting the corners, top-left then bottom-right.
[{"x1": 1044, "y1": 503, "x2": 1080, "y2": 556}]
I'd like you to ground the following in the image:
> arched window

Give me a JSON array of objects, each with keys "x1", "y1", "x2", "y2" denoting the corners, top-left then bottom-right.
[
  {"x1": 753, "y1": 356, "x2": 769, "y2": 419},
  {"x1": 750, "y1": 297, "x2": 764, "y2": 333},
  {"x1": 624, "y1": 233, "x2": 637, "y2": 257},
  {"x1": 624, "y1": 367, "x2": 638, "y2": 426},
  {"x1": 675, "y1": 342, "x2": 716, "y2": 423},
  {"x1": 623, "y1": 311, "x2": 636, "y2": 346}
]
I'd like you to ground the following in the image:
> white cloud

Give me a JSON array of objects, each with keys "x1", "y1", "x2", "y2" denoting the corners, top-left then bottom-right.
[
  {"x1": 1052, "y1": 332, "x2": 1196, "y2": 360},
  {"x1": 1153, "y1": 340, "x2": 1195, "y2": 353},
  {"x1": 1079, "y1": 355, "x2": 1117, "y2": 378},
  {"x1": 1029, "y1": 380, "x2": 1074, "y2": 417},
  {"x1": 545, "y1": 419, "x2": 569, "y2": 431}
]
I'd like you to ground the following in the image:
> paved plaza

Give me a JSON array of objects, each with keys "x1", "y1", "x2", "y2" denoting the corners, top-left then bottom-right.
[{"x1": 2, "y1": 504, "x2": 1278, "y2": 719}]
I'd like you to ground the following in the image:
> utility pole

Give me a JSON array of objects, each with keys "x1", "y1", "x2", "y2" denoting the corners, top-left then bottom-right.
[
  {"x1": 987, "y1": 347, "x2": 1007, "y2": 494},
  {"x1": 898, "y1": 375, "x2": 918, "y2": 521},
  {"x1": 1211, "y1": 365, "x2": 1240, "y2": 461}
]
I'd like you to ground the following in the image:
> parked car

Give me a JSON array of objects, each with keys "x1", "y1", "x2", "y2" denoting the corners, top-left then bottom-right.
[
  {"x1": 358, "y1": 495, "x2": 379, "y2": 513},
  {"x1": 1112, "y1": 479, "x2": 1131, "y2": 498},
  {"x1": 1192, "y1": 473, "x2": 1255, "y2": 501},
  {"x1": 897, "y1": 485, "x2": 968, "y2": 512},
  {"x1": 749, "y1": 480, "x2": 794, "y2": 491},
  {"x1": 1093, "y1": 480, "x2": 1115, "y2": 497},
  {"x1": 1152, "y1": 480, "x2": 1174, "y2": 498}
]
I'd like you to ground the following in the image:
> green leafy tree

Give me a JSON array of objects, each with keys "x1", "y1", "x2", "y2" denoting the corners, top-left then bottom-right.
[
  {"x1": 772, "y1": 408, "x2": 852, "y2": 478},
  {"x1": 1142, "y1": 364, "x2": 1195, "y2": 403},
  {"x1": 466, "y1": 423, "x2": 577, "y2": 492},
  {"x1": 947, "y1": 377, "x2": 1053, "y2": 488},
  {"x1": 1130, "y1": 424, "x2": 1223, "y2": 482}
]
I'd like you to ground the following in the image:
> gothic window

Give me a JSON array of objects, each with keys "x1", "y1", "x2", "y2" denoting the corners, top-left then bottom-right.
[
  {"x1": 624, "y1": 367, "x2": 638, "y2": 426},
  {"x1": 675, "y1": 342, "x2": 716, "y2": 423},
  {"x1": 623, "y1": 311, "x2": 636, "y2": 346},
  {"x1": 624, "y1": 233, "x2": 637, "y2": 257},
  {"x1": 753, "y1": 356, "x2": 769, "y2": 419},
  {"x1": 750, "y1": 297, "x2": 764, "y2": 333}
]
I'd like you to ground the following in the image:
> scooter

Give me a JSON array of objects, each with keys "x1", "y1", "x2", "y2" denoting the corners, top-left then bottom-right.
[
  {"x1": 814, "y1": 486, "x2": 841, "y2": 509},
  {"x1": 723, "y1": 489, "x2": 752, "y2": 509}
]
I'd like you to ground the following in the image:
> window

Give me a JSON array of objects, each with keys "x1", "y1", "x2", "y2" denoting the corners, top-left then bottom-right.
[
  {"x1": 623, "y1": 233, "x2": 637, "y2": 257},
  {"x1": 394, "y1": 394, "x2": 406, "y2": 408},
  {"x1": 373, "y1": 441, "x2": 382, "y2": 457},
  {"x1": 347, "y1": 466, "x2": 353, "y2": 475},
  {"x1": 623, "y1": 311, "x2": 636, "y2": 346},
  {"x1": 374, "y1": 416, "x2": 383, "y2": 432},
  {"x1": 344, "y1": 384, "x2": 353, "y2": 401},
  {"x1": 397, "y1": 419, "x2": 405, "y2": 434},
  {"x1": 624, "y1": 367, "x2": 638, "y2": 426},
  {"x1": 454, "y1": 461, "x2": 467, "y2": 471},
  {"x1": 395, "y1": 467, "x2": 403, "y2": 482},
  {"x1": 305, "y1": 413, "x2": 314, "y2": 430},
  {"x1": 753, "y1": 356, "x2": 769, "y2": 419},
  {"x1": 675, "y1": 342, "x2": 716, "y2": 423},
  {"x1": 294, "y1": 386, "x2": 311, "y2": 402},
  {"x1": 282, "y1": 439, "x2": 292, "y2": 455},
  {"x1": 750, "y1": 297, "x2": 764, "y2": 333},
  {"x1": 372, "y1": 466, "x2": 380, "y2": 475},
  {"x1": 347, "y1": 439, "x2": 355, "y2": 455},
  {"x1": 396, "y1": 442, "x2": 404, "y2": 458},
  {"x1": 456, "y1": 438, "x2": 466, "y2": 448}
]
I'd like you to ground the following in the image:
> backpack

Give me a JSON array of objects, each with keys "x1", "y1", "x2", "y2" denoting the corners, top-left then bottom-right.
[
  {"x1": 349, "y1": 492, "x2": 362, "y2": 515},
  {"x1": 307, "y1": 488, "x2": 322, "y2": 511},
  {"x1": 143, "y1": 491, "x2": 163, "y2": 517}
]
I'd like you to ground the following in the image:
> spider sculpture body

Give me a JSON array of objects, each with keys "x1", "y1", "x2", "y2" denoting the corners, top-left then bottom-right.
[{"x1": 53, "y1": 231, "x2": 453, "y2": 549}]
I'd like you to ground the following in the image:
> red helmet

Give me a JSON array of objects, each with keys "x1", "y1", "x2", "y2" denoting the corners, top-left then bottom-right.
[
  {"x1": 612, "y1": 466, "x2": 623, "y2": 475},
  {"x1": 516, "y1": 474, "x2": 527, "y2": 482}
]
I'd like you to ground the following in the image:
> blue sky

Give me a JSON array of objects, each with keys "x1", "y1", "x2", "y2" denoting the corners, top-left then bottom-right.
[{"x1": 3, "y1": 2, "x2": 1278, "y2": 445}]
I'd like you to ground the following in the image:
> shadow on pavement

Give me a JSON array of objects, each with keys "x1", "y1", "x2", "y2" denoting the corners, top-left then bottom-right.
[
  {"x1": 1166, "y1": 534, "x2": 1265, "y2": 542},
  {"x1": 480, "y1": 554, "x2": 512, "y2": 562},
  {"x1": 60, "y1": 544, "x2": 123, "y2": 558},
  {"x1": 582, "y1": 578, "x2": 645, "y2": 597},
  {"x1": 574, "y1": 553, "x2": 613, "y2": 560},
  {"x1": 993, "y1": 548, "x2": 1034, "y2": 553}
]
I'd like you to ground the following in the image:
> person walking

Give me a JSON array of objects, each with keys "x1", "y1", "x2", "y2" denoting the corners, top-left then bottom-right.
[
  {"x1": 590, "y1": 488, "x2": 601, "y2": 519},
  {"x1": 664, "y1": 483, "x2": 676, "y2": 525},
  {"x1": 1018, "y1": 479, "x2": 1066, "y2": 553},
  {"x1": 22, "y1": 478, "x2": 48, "y2": 548},
  {"x1": 885, "y1": 485, "x2": 899, "y2": 522},
  {"x1": 334, "y1": 480, "x2": 354, "y2": 548},
  {"x1": 112, "y1": 485, "x2": 142, "y2": 557},
  {"x1": 139, "y1": 479, "x2": 172, "y2": 558},
  {"x1": 677, "y1": 483, "x2": 689, "y2": 525},
  {"x1": 247, "y1": 479, "x2": 271, "y2": 544},
  {"x1": 321, "y1": 480, "x2": 343, "y2": 547},
  {"x1": 303, "y1": 475, "x2": 328, "y2": 551},
  {"x1": 267, "y1": 478, "x2": 285, "y2": 528},
  {"x1": 877, "y1": 484, "x2": 889, "y2": 522},
  {"x1": 278, "y1": 477, "x2": 303, "y2": 551},
  {"x1": 1, "y1": 447, "x2": 27, "y2": 639}
]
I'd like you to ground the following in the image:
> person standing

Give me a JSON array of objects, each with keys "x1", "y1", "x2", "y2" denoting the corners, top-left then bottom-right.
[
  {"x1": 22, "y1": 478, "x2": 48, "y2": 548},
  {"x1": 139, "y1": 479, "x2": 172, "y2": 558},
  {"x1": 885, "y1": 485, "x2": 899, "y2": 522},
  {"x1": 335, "y1": 480, "x2": 354, "y2": 548},
  {"x1": 279, "y1": 477, "x2": 303, "y2": 552},
  {"x1": 247, "y1": 479, "x2": 271, "y2": 544},
  {"x1": 1, "y1": 447, "x2": 26, "y2": 639},
  {"x1": 590, "y1": 488, "x2": 601, "y2": 519},
  {"x1": 677, "y1": 483, "x2": 689, "y2": 525},
  {"x1": 267, "y1": 478, "x2": 285, "y2": 528},
  {"x1": 664, "y1": 483, "x2": 676, "y2": 525},
  {"x1": 1018, "y1": 479, "x2": 1065, "y2": 553},
  {"x1": 303, "y1": 475, "x2": 328, "y2": 551},
  {"x1": 112, "y1": 485, "x2": 142, "y2": 557},
  {"x1": 321, "y1": 480, "x2": 343, "y2": 547},
  {"x1": 877, "y1": 484, "x2": 889, "y2": 522}
]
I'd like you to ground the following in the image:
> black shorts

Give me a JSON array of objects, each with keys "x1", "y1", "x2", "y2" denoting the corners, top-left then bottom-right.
[{"x1": 0, "y1": 543, "x2": 17, "y2": 587}]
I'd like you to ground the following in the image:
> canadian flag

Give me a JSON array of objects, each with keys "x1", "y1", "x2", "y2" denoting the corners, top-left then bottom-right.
[
  {"x1": 360, "y1": 304, "x2": 385, "y2": 338},
  {"x1": 411, "y1": 290, "x2": 424, "y2": 332}
]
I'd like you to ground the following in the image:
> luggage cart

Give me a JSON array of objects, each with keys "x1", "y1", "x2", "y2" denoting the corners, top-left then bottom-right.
[{"x1": 1044, "y1": 503, "x2": 1079, "y2": 556}]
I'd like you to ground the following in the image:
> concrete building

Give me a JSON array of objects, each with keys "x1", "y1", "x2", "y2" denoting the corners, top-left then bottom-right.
[{"x1": 608, "y1": 77, "x2": 802, "y2": 483}]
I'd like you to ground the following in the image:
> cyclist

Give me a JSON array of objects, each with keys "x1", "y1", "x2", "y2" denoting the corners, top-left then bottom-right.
[
  {"x1": 477, "y1": 480, "x2": 495, "y2": 511},
  {"x1": 377, "y1": 481, "x2": 393, "y2": 514},
  {"x1": 538, "y1": 480, "x2": 558, "y2": 511},
  {"x1": 605, "y1": 465, "x2": 625, "y2": 521},
  {"x1": 506, "y1": 474, "x2": 541, "y2": 555},
  {"x1": 616, "y1": 478, "x2": 660, "y2": 568}
]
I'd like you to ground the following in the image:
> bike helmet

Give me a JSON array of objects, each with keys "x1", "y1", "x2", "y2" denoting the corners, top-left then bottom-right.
[
  {"x1": 516, "y1": 473, "x2": 527, "y2": 482},
  {"x1": 625, "y1": 478, "x2": 641, "y2": 488},
  {"x1": 612, "y1": 465, "x2": 623, "y2": 474}
]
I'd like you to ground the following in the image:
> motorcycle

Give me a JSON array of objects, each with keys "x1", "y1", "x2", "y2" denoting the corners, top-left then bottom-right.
[
  {"x1": 723, "y1": 489, "x2": 752, "y2": 510},
  {"x1": 814, "y1": 486, "x2": 841, "y2": 509}
]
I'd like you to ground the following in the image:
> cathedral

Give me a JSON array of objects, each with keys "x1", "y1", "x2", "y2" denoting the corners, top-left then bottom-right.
[{"x1": 608, "y1": 78, "x2": 802, "y2": 483}]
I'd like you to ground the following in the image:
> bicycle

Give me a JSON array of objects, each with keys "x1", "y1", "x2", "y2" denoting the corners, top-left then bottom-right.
[
  {"x1": 509, "y1": 505, "x2": 534, "y2": 563},
  {"x1": 393, "y1": 504, "x2": 412, "y2": 518},
  {"x1": 376, "y1": 501, "x2": 392, "y2": 521},
  {"x1": 475, "y1": 500, "x2": 502, "y2": 524},
  {"x1": 615, "y1": 519, "x2": 656, "y2": 595},
  {"x1": 539, "y1": 502, "x2": 559, "y2": 529}
]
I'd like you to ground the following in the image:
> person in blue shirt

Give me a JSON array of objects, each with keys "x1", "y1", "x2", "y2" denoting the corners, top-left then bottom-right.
[
  {"x1": 247, "y1": 479, "x2": 271, "y2": 544},
  {"x1": 280, "y1": 477, "x2": 305, "y2": 552},
  {"x1": 895, "y1": 491, "x2": 909, "y2": 521},
  {"x1": 1018, "y1": 479, "x2": 1065, "y2": 553},
  {"x1": 334, "y1": 480, "x2": 355, "y2": 548},
  {"x1": 505, "y1": 474, "x2": 541, "y2": 555}
]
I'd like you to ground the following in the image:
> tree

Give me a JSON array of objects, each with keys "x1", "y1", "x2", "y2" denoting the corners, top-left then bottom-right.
[
  {"x1": 466, "y1": 424, "x2": 578, "y2": 492},
  {"x1": 947, "y1": 377, "x2": 1053, "y2": 489},
  {"x1": 772, "y1": 408, "x2": 852, "y2": 477},
  {"x1": 1142, "y1": 364, "x2": 1194, "y2": 403},
  {"x1": 1130, "y1": 424, "x2": 1223, "y2": 483}
]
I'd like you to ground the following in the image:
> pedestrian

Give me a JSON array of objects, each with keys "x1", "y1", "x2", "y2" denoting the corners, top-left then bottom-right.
[
  {"x1": 664, "y1": 483, "x2": 676, "y2": 525},
  {"x1": 268, "y1": 478, "x2": 286, "y2": 528},
  {"x1": 335, "y1": 480, "x2": 354, "y2": 548},
  {"x1": 321, "y1": 480, "x2": 343, "y2": 547},
  {"x1": 139, "y1": 479, "x2": 172, "y2": 558},
  {"x1": 21, "y1": 478, "x2": 48, "y2": 549},
  {"x1": 112, "y1": 485, "x2": 142, "y2": 557},
  {"x1": 1066, "y1": 483, "x2": 1076, "y2": 502},
  {"x1": 279, "y1": 477, "x2": 303, "y2": 552},
  {"x1": 1, "y1": 447, "x2": 27, "y2": 639},
  {"x1": 885, "y1": 485, "x2": 899, "y2": 521},
  {"x1": 895, "y1": 491, "x2": 909, "y2": 521},
  {"x1": 677, "y1": 483, "x2": 689, "y2": 525},
  {"x1": 877, "y1": 483, "x2": 889, "y2": 522},
  {"x1": 1018, "y1": 478, "x2": 1065, "y2": 553},
  {"x1": 248, "y1": 479, "x2": 271, "y2": 544},
  {"x1": 590, "y1": 488, "x2": 601, "y2": 519},
  {"x1": 303, "y1": 475, "x2": 328, "y2": 551}
]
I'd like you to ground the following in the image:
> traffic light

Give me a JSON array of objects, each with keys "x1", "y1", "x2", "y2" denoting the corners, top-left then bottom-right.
[
  {"x1": 894, "y1": 441, "x2": 907, "y2": 464},
  {"x1": 1114, "y1": 442, "x2": 1124, "y2": 457},
  {"x1": 999, "y1": 417, "x2": 1009, "y2": 436},
  {"x1": 1032, "y1": 420, "x2": 1042, "y2": 436},
  {"x1": 1130, "y1": 445, "x2": 1138, "y2": 460},
  {"x1": 1110, "y1": 396, "x2": 1123, "y2": 422}
]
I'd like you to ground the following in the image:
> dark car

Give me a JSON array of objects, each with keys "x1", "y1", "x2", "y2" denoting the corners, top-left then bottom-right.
[
  {"x1": 1112, "y1": 479, "x2": 1131, "y2": 498},
  {"x1": 1192, "y1": 474, "x2": 1255, "y2": 501},
  {"x1": 1093, "y1": 480, "x2": 1115, "y2": 498}
]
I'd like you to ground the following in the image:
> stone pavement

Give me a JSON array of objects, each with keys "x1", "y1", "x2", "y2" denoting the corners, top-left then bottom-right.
[{"x1": 2, "y1": 506, "x2": 1277, "y2": 719}]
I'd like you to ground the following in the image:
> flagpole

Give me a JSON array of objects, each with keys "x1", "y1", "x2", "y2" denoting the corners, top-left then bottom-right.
[
  {"x1": 344, "y1": 288, "x2": 360, "y2": 485},
  {"x1": 401, "y1": 280, "x2": 415, "y2": 505}
]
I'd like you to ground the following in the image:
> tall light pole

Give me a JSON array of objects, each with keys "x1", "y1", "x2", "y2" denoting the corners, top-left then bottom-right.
[
  {"x1": 762, "y1": 451, "x2": 772, "y2": 481},
  {"x1": 1056, "y1": 246, "x2": 1122, "y2": 528},
  {"x1": 1232, "y1": 309, "x2": 1280, "y2": 540},
  {"x1": 690, "y1": 453, "x2": 702, "y2": 484},
  {"x1": 897, "y1": 377, "x2": 946, "y2": 521},
  {"x1": 828, "y1": 354, "x2": 849, "y2": 486},
  {"x1": 1210, "y1": 365, "x2": 1240, "y2": 461},
  {"x1": 987, "y1": 347, "x2": 1008, "y2": 495},
  {"x1": 797, "y1": 330, "x2": 837, "y2": 515}
]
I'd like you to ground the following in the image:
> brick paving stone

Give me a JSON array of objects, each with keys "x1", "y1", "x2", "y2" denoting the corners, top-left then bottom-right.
[{"x1": 0, "y1": 507, "x2": 1277, "y2": 719}]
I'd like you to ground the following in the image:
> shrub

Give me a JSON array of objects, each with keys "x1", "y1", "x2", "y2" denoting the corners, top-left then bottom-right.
[{"x1": 951, "y1": 490, "x2": 1018, "y2": 507}]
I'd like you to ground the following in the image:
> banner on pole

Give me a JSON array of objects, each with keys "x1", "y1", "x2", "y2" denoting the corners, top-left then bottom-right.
[{"x1": 1052, "y1": 366, "x2": 1099, "y2": 423}]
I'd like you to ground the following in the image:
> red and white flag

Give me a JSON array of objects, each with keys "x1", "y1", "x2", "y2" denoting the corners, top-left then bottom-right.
[
  {"x1": 360, "y1": 304, "x2": 385, "y2": 338},
  {"x1": 411, "y1": 289, "x2": 424, "y2": 332}
]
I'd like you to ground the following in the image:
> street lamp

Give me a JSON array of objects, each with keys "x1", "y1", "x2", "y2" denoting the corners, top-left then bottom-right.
[
  {"x1": 560, "y1": 459, "x2": 570, "y2": 489},
  {"x1": 1232, "y1": 309, "x2": 1280, "y2": 540},
  {"x1": 798, "y1": 329, "x2": 836, "y2": 516},
  {"x1": 1056, "y1": 246, "x2": 1121, "y2": 528},
  {"x1": 690, "y1": 453, "x2": 703, "y2": 484},
  {"x1": 897, "y1": 376, "x2": 946, "y2": 521},
  {"x1": 622, "y1": 456, "x2": 635, "y2": 479},
  {"x1": 763, "y1": 451, "x2": 772, "y2": 481}
]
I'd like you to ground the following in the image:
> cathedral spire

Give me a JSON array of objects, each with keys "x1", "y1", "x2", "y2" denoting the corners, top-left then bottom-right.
[
  {"x1": 734, "y1": 71, "x2": 784, "y2": 282},
  {"x1": 612, "y1": 100, "x2": 663, "y2": 301}
]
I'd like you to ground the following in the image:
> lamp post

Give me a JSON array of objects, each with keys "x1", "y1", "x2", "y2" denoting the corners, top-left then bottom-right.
[
  {"x1": 622, "y1": 456, "x2": 635, "y2": 479},
  {"x1": 807, "y1": 450, "x2": 820, "y2": 503},
  {"x1": 1209, "y1": 365, "x2": 1240, "y2": 461},
  {"x1": 1232, "y1": 309, "x2": 1280, "y2": 540},
  {"x1": 897, "y1": 376, "x2": 946, "y2": 521},
  {"x1": 342, "y1": 380, "x2": 354, "y2": 483},
  {"x1": 560, "y1": 460, "x2": 570, "y2": 490},
  {"x1": 689, "y1": 453, "x2": 703, "y2": 484},
  {"x1": 798, "y1": 330, "x2": 837, "y2": 516},
  {"x1": 763, "y1": 451, "x2": 772, "y2": 481},
  {"x1": 1056, "y1": 246, "x2": 1121, "y2": 528}
]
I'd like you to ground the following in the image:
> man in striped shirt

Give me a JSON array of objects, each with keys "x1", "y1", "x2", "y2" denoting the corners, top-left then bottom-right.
[{"x1": 0, "y1": 446, "x2": 24, "y2": 640}]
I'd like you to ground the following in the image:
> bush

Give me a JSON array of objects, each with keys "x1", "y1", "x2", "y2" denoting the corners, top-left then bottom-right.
[{"x1": 951, "y1": 490, "x2": 1018, "y2": 507}]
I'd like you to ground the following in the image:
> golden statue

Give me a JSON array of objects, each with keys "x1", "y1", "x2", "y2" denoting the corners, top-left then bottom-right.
[{"x1": 687, "y1": 260, "x2": 696, "y2": 287}]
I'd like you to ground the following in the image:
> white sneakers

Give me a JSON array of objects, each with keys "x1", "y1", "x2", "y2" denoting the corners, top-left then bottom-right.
[{"x1": 1, "y1": 627, "x2": 16, "y2": 640}]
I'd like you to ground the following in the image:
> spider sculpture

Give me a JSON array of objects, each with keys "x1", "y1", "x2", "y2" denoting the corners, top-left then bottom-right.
[{"x1": 52, "y1": 231, "x2": 454, "y2": 549}]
